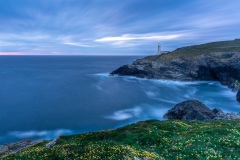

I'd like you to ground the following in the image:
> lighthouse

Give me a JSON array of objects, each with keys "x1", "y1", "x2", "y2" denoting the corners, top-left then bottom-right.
[{"x1": 157, "y1": 43, "x2": 161, "y2": 54}]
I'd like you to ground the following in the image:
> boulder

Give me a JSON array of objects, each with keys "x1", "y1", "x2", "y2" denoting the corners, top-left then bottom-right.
[
  {"x1": 164, "y1": 100, "x2": 240, "y2": 121},
  {"x1": 163, "y1": 100, "x2": 216, "y2": 121},
  {"x1": 237, "y1": 90, "x2": 240, "y2": 102}
]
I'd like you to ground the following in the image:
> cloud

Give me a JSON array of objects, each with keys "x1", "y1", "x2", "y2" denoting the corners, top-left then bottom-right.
[
  {"x1": 0, "y1": 0, "x2": 239, "y2": 54},
  {"x1": 0, "y1": 52, "x2": 24, "y2": 55},
  {"x1": 0, "y1": 33, "x2": 51, "y2": 41},
  {"x1": 95, "y1": 33, "x2": 182, "y2": 42},
  {"x1": 94, "y1": 32, "x2": 185, "y2": 48},
  {"x1": 64, "y1": 42, "x2": 92, "y2": 47}
]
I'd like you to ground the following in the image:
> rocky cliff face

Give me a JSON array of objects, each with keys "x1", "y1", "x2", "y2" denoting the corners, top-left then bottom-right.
[
  {"x1": 111, "y1": 39, "x2": 240, "y2": 89},
  {"x1": 237, "y1": 90, "x2": 240, "y2": 102}
]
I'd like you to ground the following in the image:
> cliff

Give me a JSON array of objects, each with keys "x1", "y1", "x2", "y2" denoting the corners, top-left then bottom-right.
[{"x1": 111, "y1": 39, "x2": 240, "y2": 89}]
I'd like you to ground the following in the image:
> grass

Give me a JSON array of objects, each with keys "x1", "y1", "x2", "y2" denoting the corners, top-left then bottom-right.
[
  {"x1": 234, "y1": 80, "x2": 240, "y2": 88},
  {"x1": 2, "y1": 119, "x2": 240, "y2": 159},
  {"x1": 149, "y1": 39, "x2": 240, "y2": 61}
]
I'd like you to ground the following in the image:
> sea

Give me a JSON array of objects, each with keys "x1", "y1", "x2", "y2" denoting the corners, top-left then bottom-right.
[{"x1": 0, "y1": 56, "x2": 239, "y2": 145}]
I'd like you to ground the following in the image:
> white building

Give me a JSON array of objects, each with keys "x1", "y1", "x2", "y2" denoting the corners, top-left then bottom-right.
[
  {"x1": 156, "y1": 43, "x2": 169, "y2": 55},
  {"x1": 157, "y1": 43, "x2": 161, "y2": 54}
]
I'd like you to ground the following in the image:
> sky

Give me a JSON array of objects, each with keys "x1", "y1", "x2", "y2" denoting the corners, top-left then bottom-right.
[{"x1": 0, "y1": 0, "x2": 239, "y2": 55}]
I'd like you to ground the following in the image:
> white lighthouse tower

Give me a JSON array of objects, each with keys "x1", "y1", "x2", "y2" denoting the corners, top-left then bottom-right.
[{"x1": 157, "y1": 43, "x2": 161, "y2": 54}]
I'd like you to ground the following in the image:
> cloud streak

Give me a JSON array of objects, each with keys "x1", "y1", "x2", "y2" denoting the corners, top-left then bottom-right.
[
  {"x1": 95, "y1": 33, "x2": 182, "y2": 42},
  {"x1": 64, "y1": 42, "x2": 92, "y2": 47},
  {"x1": 0, "y1": 52, "x2": 24, "y2": 55}
]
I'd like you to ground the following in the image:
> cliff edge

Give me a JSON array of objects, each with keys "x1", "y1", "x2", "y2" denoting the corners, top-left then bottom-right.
[{"x1": 111, "y1": 39, "x2": 240, "y2": 89}]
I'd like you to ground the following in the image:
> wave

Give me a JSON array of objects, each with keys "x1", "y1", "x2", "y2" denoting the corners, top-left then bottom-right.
[
  {"x1": 118, "y1": 75, "x2": 222, "y2": 88},
  {"x1": 92, "y1": 73, "x2": 111, "y2": 77},
  {"x1": 183, "y1": 89, "x2": 197, "y2": 99},
  {"x1": 219, "y1": 89, "x2": 236, "y2": 97},
  {"x1": 147, "y1": 107, "x2": 169, "y2": 119},
  {"x1": 93, "y1": 73, "x2": 222, "y2": 86},
  {"x1": 8, "y1": 129, "x2": 74, "y2": 140},
  {"x1": 104, "y1": 107, "x2": 142, "y2": 121},
  {"x1": 104, "y1": 103, "x2": 172, "y2": 122},
  {"x1": 151, "y1": 79, "x2": 221, "y2": 87}
]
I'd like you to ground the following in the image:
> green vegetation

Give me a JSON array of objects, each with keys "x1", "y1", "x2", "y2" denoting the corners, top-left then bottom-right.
[
  {"x1": 234, "y1": 80, "x2": 240, "y2": 88},
  {"x1": 160, "y1": 39, "x2": 240, "y2": 60},
  {"x1": 2, "y1": 119, "x2": 240, "y2": 159}
]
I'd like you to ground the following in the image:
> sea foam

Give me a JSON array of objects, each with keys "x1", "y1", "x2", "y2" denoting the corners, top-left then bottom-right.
[{"x1": 8, "y1": 129, "x2": 73, "y2": 140}]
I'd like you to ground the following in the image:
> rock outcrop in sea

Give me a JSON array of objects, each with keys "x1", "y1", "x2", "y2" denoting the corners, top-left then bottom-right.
[
  {"x1": 163, "y1": 100, "x2": 215, "y2": 121},
  {"x1": 111, "y1": 39, "x2": 240, "y2": 90},
  {"x1": 163, "y1": 100, "x2": 240, "y2": 121}
]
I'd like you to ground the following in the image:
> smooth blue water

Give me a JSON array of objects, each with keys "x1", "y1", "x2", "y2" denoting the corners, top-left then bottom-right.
[{"x1": 0, "y1": 56, "x2": 239, "y2": 145}]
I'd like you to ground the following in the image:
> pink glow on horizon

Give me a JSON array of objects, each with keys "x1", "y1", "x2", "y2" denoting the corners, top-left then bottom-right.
[{"x1": 0, "y1": 52, "x2": 25, "y2": 55}]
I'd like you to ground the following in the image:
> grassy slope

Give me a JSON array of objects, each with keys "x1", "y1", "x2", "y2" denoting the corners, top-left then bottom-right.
[
  {"x1": 174, "y1": 39, "x2": 240, "y2": 55},
  {"x1": 2, "y1": 119, "x2": 240, "y2": 160},
  {"x1": 141, "y1": 39, "x2": 240, "y2": 62},
  {"x1": 170, "y1": 39, "x2": 240, "y2": 56}
]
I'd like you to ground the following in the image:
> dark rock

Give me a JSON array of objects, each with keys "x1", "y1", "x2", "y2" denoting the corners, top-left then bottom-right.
[
  {"x1": 111, "y1": 65, "x2": 151, "y2": 78},
  {"x1": 237, "y1": 90, "x2": 240, "y2": 102},
  {"x1": 212, "y1": 108, "x2": 224, "y2": 116},
  {"x1": 164, "y1": 100, "x2": 240, "y2": 121},
  {"x1": 224, "y1": 113, "x2": 240, "y2": 120},
  {"x1": 163, "y1": 100, "x2": 216, "y2": 121},
  {"x1": 212, "y1": 108, "x2": 226, "y2": 120},
  {"x1": 111, "y1": 39, "x2": 240, "y2": 90}
]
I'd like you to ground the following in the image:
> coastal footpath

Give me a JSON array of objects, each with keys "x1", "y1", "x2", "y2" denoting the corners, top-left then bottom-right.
[{"x1": 111, "y1": 39, "x2": 240, "y2": 92}]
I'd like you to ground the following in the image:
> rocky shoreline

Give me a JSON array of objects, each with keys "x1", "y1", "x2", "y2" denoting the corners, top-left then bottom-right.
[{"x1": 111, "y1": 39, "x2": 240, "y2": 101}]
